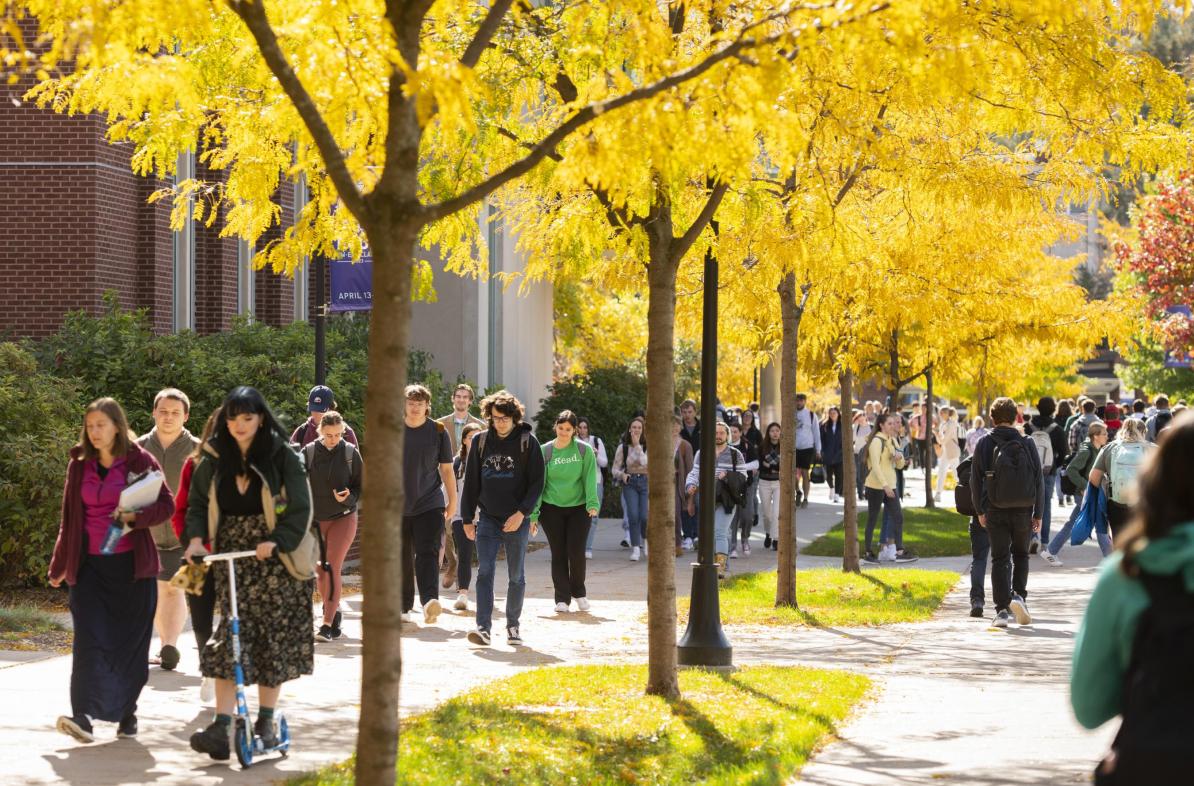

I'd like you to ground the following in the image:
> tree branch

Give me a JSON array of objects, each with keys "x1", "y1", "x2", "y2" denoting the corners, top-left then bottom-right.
[
  {"x1": 228, "y1": 0, "x2": 366, "y2": 221},
  {"x1": 461, "y1": 0, "x2": 516, "y2": 68},
  {"x1": 671, "y1": 180, "x2": 728, "y2": 264}
]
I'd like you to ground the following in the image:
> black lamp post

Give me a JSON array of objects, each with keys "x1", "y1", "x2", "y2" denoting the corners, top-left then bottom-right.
[
  {"x1": 314, "y1": 253, "x2": 327, "y2": 385},
  {"x1": 677, "y1": 225, "x2": 732, "y2": 668}
]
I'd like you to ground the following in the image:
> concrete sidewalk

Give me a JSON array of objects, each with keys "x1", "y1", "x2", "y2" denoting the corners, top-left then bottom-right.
[{"x1": 0, "y1": 475, "x2": 1111, "y2": 785}]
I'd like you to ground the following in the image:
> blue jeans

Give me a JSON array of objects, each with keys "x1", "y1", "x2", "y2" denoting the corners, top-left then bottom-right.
[
  {"x1": 866, "y1": 487, "x2": 903, "y2": 552},
  {"x1": 681, "y1": 497, "x2": 700, "y2": 541},
  {"x1": 585, "y1": 484, "x2": 603, "y2": 550},
  {"x1": 622, "y1": 475, "x2": 649, "y2": 547},
  {"x1": 1047, "y1": 499, "x2": 1112, "y2": 558},
  {"x1": 474, "y1": 512, "x2": 530, "y2": 633},
  {"x1": 713, "y1": 505, "x2": 734, "y2": 555},
  {"x1": 969, "y1": 517, "x2": 989, "y2": 607}
]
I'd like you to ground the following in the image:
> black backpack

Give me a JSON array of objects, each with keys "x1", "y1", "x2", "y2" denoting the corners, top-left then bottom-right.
[
  {"x1": 1095, "y1": 571, "x2": 1194, "y2": 785},
  {"x1": 1152, "y1": 411, "x2": 1173, "y2": 441},
  {"x1": 716, "y1": 449, "x2": 746, "y2": 513},
  {"x1": 985, "y1": 434, "x2": 1038, "y2": 509},
  {"x1": 954, "y1": 457, "x2": 977, "y2": 517}
]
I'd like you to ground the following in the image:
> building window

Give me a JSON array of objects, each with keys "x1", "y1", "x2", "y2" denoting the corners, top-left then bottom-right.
[
  {"x1": 486, "y1": 202, "x2": 504, "y2": 387},
  {"x1": 172, "y1": 150, "x2": 196, "y2": 332},
  {"x1": 237, "y1": 238, "x2": 255, "y2": 320},
  {"x1": 292, "y1": 175, "x2": 310, "y2": 322}
]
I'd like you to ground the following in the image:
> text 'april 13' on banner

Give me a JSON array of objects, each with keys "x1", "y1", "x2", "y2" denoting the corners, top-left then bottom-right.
[{"x1": 330, "y1": 253, "x2": 372, "y2": 312}]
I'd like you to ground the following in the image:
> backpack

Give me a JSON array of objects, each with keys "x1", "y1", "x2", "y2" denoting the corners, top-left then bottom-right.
[
  {"x1": 954, "y1": 457, "x2": 977, "y2": 517},
  {"x1": 1069, "y1": 417, "x2": 1092, "y2": 454},
  {"x1": 1029, "y1": 429, "x2": 1054, "y2": 474},
  {"x1": 475, "y1": 429, "x2": 532, "y2": 463},
  {"x1": 716, "y1": 449, "x2": 746, "y2": 513},
  {"x1": 985, "y1": 434, "x2": 1038, "y2": 509},
  {"x1": 543, "y1": 440, "x2": 590, "y2": 464},
  {"x1": 301, "y1": 441, "x2": 355, "y2": 477},
  {"x1": 1152, "y1": 411, "x2": 1173, "y2": 441},
  {"x1": 1096, "y1": 572, "x2": 1194, "y2": 784},
  {"x1": 1108, "y1": 442, "x2": 1147, "y2": 505}
]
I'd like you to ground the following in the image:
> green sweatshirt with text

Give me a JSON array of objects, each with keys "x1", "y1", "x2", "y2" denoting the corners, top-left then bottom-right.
[{"x1": 530, "y1": 440, "x2": 600, "y2": 521}]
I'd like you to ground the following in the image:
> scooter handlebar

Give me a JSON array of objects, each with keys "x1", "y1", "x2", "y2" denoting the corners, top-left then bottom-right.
[{"x1": 190, "y1": 550, "x2": 260, "y2": 564}]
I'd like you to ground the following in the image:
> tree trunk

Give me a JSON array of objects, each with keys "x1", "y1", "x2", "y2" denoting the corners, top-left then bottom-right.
[
  {"x1": 977, "y1": 345, "x2": 988, "y2": 421},
  {"x1": 840, "y1": 369, "x2": 860, "y2": 573},
  {"x1": 775, "y1": 272, "x2": 800, "y2": 608},
  {"x1": 354, "y1": 216, "x2": 419, "y2": 785},
  {"x1": 644, "y1": 225, "x2": 679, "y2": 699},
  {"x1": 924, "y1": 366, "x2": 935, "y2": 509},
  {"x1": 887, "y1": 329, "x2": 901, "y2": 411}
]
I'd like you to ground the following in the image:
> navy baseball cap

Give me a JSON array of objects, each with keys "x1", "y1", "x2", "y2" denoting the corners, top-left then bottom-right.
[{"x1": 308, "y1": 385, "x2": 334, "y2": 413}]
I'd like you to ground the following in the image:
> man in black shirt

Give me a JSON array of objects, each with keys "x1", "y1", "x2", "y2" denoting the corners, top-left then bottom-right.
[{"x1": 402, "y1": 384, "x2": 456, "y2": 626}]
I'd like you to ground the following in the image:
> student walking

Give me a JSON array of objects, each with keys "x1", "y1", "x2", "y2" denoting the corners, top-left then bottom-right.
[
  {"x1": 1071, "y1": 411, "x2": 1194, "y2": 785},
  {"x1": 757, "y1": 423, "x2": 782, "y2": 551},
  {"x1": 612, "y1": 417, "x2": 649, "y2": 561},
  {"x1": 577, "y1": 417, "x2": 609, "y2": 559},
  {"x1": 821, "y1": 407, "x2": 845, "y2": 503},
  {"x1": 1085, "y1": 418, "x2": 1155, "y2": 541},
  {"x1": 290, "y1": 385, "x2": 359, "y2": 448},
  {"x1": 183, "y1": 387, "x2": 316, "y2": 761},
  {"x1": 435, "y1": 383, "x2": 484, "y2": 587},
  {"x1": 934, "y1": 407, "x2": 962, "y2": 501},
  {"x1": 1042, "y1": 422, "x2": 1112, "y2": 564},
  {"x1": 852, "y1": 411, "x2": 872, "y2": 501},
  {"x1": 461, "y1": 390, "x2": 546, "y2": 647},
  {"x1": 672, "y1": 416, "x2": 695, "y2": 553},
  {"x1": 531, "y1": 411, "x2": 599, "y2": 613},
  {"x1": 302, "y1": 411, "x2": 364, "y2": 642},
  {"x1": 450, "y1": 423, "x2": 484, "y2": 611},
  {"x1": 792, "y1": 393, "x2": 821, "y2": 507},
  {"x1": 729, "y1": 421, "x2": 759, "y2": 557},
  {"x1": 861, "y1": 413, "x2": 910, "y2": 563},
  {"x1": 400, "y1": 385, "x2": 457, "y2": 624},
  {"x1": 136, "y1": 388, "x2": 201, "y2": 673},
  {"x1": 684, "y1": 421, "x2": 747, "y2": 578},
  {"x1": 970, "y1": 397, "x2": 1045, "y2": 629},
  {"x1": 51, "y1": 398, "x2": 176, "y2": 743},
  {"x1": 1026, "y1": 396, "x2": 1067, "y2": 548}
]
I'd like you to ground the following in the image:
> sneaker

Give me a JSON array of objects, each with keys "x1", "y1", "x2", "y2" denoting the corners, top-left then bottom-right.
[
  {"x1": 423, "y1": 598, "x2": 442, "y2": 624},
  {"x1": 729, "y1": 548, "x2": 738, "y2": 559},
  {"x1": 189, "y1": 721, "x2": 231, "y2": 760},
  {"x1": 682, "y1": 537, "x2": 694, "y2": 551},
  {"x1": 255, "y1": 716, "x2": 280, "y2": 749},
  {"x1": 454, "y1": 592, "x2": 468, "y2": 611},
  {"x1": 630, "y1": 546, "x2": 641, "y2": 562},
  {"x1": 1009, "y1": 595, "x2": 1032, "y2": 626},
  {"x1": 879, "y1": 545, "x2": 896, "y2": 562},
  {"x1": 862, "y1": 551, "x2": 879, "y2": 564},
  {"x1": 56, "y1": 714, "x2": 94, "y2": 744},
  {"x1": 770, "y1": 539, "x2": 778, "y2": 551},
  {"x1": 1041, "y1": 550, "x2": 1064, "y2": 567},
  {"x1": 199, "y1": 677, "x2": 216, "y2": 704},
  {"x1": 159, "y1": 644, "x2": 180, "y2": 671},
  {"x1": 620, "y1": 539, "x2": 630, "y2": 548},
  {"x1": 555, "y1": 602, "x2": 569, "y2": 613},
  {"x1": 467, "y1": 628, "x2": 491, "y2": 646},
  {"x1": 507, "y1": 626, "x2": 523, "y2": 646},
  {"x1": 401, "y1": 612, "x2": 414, "y2": 623},
  {"x1": 763, "y1": 535, "x2": 772, "y2": 549},
  {"x1": 1028, "y1": 537, "x2": 1040, "y2": 555},
  {"x1": 585, "y1": 550, "x2": 594, "y2": 560},
  {"x1": 316, "y1": 624, "x2": 335, "y2": 642},
  {"x1": 992, "y1": 610, "x2": 1010, "y2": 629},
  {"x1": 800, "y1": 499, "x2": 809, "y2": 509},
  {"x1": 895, "y1": 549, "x2": 919, "y2": 564},
  {"x1": 117, "y1": 714, "x2": 137, "y2": 739},
  {"x1": 576, "y1": 597, "x2": 591, "y2": 612},
  {"x1": 969, "y1": 604, "x2": 984, "y2": 618},
  {"x1": 332, "y1": 610, "x2": 343, "y2": 638},
  {"x1": 742, "y1": 542, "x2": 751, "y2": 556}
]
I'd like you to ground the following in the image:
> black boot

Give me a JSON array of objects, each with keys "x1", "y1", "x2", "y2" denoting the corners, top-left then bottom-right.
[{"x1": 190, "y1": 721, "x2": 231, "y2": 760}]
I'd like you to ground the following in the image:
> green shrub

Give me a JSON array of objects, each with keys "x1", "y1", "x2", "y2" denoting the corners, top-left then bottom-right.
[{"x1": 0, "y1": 345, "x2": 80, "y2": 586}]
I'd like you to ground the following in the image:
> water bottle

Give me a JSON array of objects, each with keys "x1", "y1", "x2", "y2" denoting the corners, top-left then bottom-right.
[{"x1": 99, "y1": 517, "x2": 126, "y2": 555}]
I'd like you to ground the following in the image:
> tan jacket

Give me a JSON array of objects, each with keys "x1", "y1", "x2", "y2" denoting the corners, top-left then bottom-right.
[
  {"x1": 436, "y1": 412, "x2": 484, "y2": 455},
  {"x1": 865, "y1": 435, "x2": 904, "y2": 491}
]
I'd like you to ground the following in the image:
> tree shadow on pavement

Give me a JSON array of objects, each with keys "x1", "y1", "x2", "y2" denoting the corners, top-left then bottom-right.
[{"x1": 43, "y1": 738, "x2": 165, "y2": 785}]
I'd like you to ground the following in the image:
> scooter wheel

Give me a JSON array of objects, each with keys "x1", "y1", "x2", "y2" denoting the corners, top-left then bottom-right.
[
  {"x1": 234, "y1": 717, "x2": 254, "y2": 769},
  {"x1": 277, "y1": 715, "x2": 290, "y2": 755}
]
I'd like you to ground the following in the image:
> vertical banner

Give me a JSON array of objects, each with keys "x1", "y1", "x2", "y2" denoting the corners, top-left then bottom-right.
[
  {"x1": 329, "y1": 253, "x2": 373, "y2": 312},
  {"x1": 1163, "y1": 305, "x2": 1192, "y2": 369}
]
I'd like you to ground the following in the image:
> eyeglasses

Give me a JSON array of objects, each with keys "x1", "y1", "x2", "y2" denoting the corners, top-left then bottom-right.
[{"x1": 492, "y1": 415, "x2": 513, "y2": 424}]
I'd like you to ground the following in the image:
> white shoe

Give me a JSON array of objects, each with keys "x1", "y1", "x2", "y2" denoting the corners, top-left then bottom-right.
[
  {"x1": 880, "y1": 545, "x2": 896, "y2": 562},
  {"x1": 401, "y1": 612, "x2": 414, "y2": 623},
  {"x1": 682, "y1": 538, "x2": 693, "y2": 551},
  {"x1": 642, "y1": 543, "x2": 648, "y2": 557},
  {"x1": 199, "y1": 677, "x2": 215, "y2": 704},
  {"x1": 454, "y1": 592, "x2": 468, "y2": 611},
  {"x1": 585, "y1": 550, "x2": 593, "y2": 560},
  {"x1": 630, "y1": 546, "x2": 641, "y2": 562},
  {"x1": 1041, "y1": 550, "x2": 1063, "y2": 567},
  {"x1": 576, "y1": 597, "x2": 590, "y2": 612},
  {"x1": 423, "y1": 598, "x2": 442, "y2": 624},
  {"x1": 729, "y1": 548, "x2": 738, "y2": 559},
  {"x1": 1009, "y1": 595, "x2": 1032, "y2": 626},
  {"x1": 742, "y1": 542, "x2": 751, "y2": 556},
  {"x1": 555, "y1": 602, "x2": 569, "y2": 613}
]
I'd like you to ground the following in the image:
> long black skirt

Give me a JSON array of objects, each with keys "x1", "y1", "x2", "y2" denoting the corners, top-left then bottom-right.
[{"x1": 69, "y1": 551, "x2": 157, "y2": 722}]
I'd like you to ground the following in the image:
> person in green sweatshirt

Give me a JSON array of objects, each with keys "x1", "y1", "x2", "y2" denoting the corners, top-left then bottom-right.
[
  {"x1": 531, "y1": 410, "x2": 600, "y2": 613},
  {"x1": 1070, "y1": 411, "x2": 1194, "y2": 784}
]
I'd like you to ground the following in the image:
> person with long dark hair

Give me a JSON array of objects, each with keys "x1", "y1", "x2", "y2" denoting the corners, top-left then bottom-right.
[
  {"x1": 51, "y1": 398, "x2": 175, "y2": 743},
  {"x1": 183, "y1": 386, "x2": 315, "y2": 761},
  {"x1": 1071, "y1": 411, "x2": 1194, "y2": 784},
  {"x1": 612, "y1": 417, "x2": 649, "y2": 561},
  {"x1": 757, "y1": 422, "x2": 782, "y2": 550},
  {"x1": 451, "y1": 422, "x2": 485, "y2": 611},
  {"x1": 821, "y1": 407, "x2": 845, "y2": 504}
]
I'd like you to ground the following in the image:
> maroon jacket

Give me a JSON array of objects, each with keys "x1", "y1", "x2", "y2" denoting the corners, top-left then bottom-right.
[{"x1": 48, "y1": 443, "x2": 176, "y2": 586}]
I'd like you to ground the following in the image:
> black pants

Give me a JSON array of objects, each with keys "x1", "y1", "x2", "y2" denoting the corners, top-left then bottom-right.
[
  {"x1": 987, "y1": 508, "x2": 1033, "y2": 612},
  {"x1": 1106, "y1": 498, "x2": 1132, "y2": 540},
  {"x1": 187, "y1": 573, "x2": 217, "y2": 652},
  {"x1": 451, "y1": 519, "x2": 475, "y2": 591},
  {"x1": 539, "y1": 503, "x2": 591, "y2": 604},
  {"x1": 969, "y1": 517, "x2": 990, "y2": 607},
  {"x1": 825, "y1": 462, "x2": 844, "y2": 495},
  {"x1": 403, "y1": 509, "x2": 445, "y2": 612}
]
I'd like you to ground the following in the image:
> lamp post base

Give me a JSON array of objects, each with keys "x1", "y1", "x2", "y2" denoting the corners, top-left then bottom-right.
[{"x1": 676, "y1": 562, "x2": 733, "y2": 667}]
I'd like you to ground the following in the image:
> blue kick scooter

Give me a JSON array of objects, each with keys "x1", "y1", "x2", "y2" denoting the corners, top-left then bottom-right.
[{"x1": 199, "y1": 550, "x2": 291, "y2": 768}]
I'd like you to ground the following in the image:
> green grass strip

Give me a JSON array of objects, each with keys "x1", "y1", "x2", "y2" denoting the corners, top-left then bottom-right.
[
  {"x1": 290, "y1": 664, "x2": 870, "y2": 785},
  {"x1": 802, "y1": 506, "x2": 971, "y2": 557}
]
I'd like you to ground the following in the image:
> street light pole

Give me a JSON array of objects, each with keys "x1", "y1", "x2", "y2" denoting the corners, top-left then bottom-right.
[
  {"x1": 314, "y1": 253, "x2": 327, "y2": 385},
  {"x1": 677, "y1": 223, "x2": 732, "y2": 668}
]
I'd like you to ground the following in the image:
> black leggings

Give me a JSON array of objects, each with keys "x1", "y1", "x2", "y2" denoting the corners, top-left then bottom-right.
[
  {"x1": 187, "y1": 575, "x2": 216, "y2": 653},
  {"x1": 539, "y1": 503, "x2": 591, "y2": 604},
  {"x1": 452, "y1": 519, "x2": 474, "y2": 591},
  {"x1": 825, "y1": 462, "x2": 844, "y2": 495}
]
